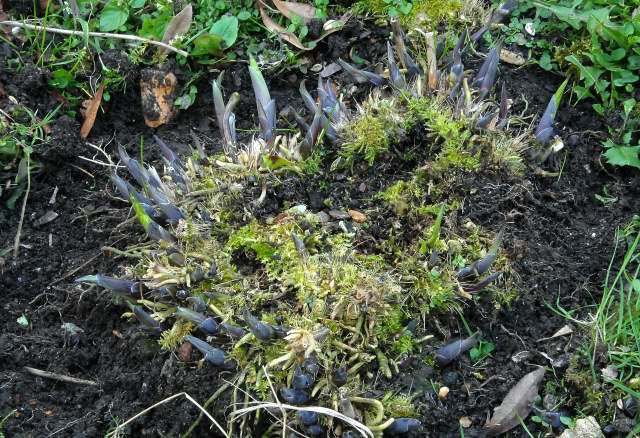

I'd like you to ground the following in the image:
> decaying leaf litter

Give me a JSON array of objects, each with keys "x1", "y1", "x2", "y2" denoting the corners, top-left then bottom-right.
[{"x1": 1, "y1": 0, "x2": 640, "y2": 437}]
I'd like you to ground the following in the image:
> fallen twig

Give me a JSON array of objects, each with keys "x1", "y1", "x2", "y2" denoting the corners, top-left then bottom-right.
[
  {"x1": 24, "y1": 366, "x2": 98, "y2": 386},
  {"x1": 0, "y1": 20, "x2": 188, "y2": 57},
  {"x1": 105, "y1": 392, "x2": 228, "y2": 438}
]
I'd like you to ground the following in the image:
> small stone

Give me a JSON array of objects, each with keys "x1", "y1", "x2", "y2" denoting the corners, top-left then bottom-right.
[
  {"x1": 438, "y1": 386, "x2": 450, "y2": 400},
  {"x1": 567, "y1": 134, "x2": 580, "y2": 147},
  {"x1": 178, "y1": 341, "x2": 192, "y2": 362},
  {"x1": 348, "y1": 209, "x2": 366, "y2": 223},
  {"x1": 358, "y1": 182, "x2": 366, "y2": 192},
  {"x1": 33, "y1": 210, "x2": 58, "y2": 227},
  {"x1": 328, "y1": 209, "x2": 350, "y2": 220},
  {"x1": 441, "y1": 371, "x2": 460, "y2": 387},
  {"x1": 551, "y1": 354, "x2": 570, "y2": 370},
  {"x1": 559, "y1": 416, "x2": 604, "y2": 438},
  {"x1": 316, "y1": 211, "x2": 330, "y2": 223}
]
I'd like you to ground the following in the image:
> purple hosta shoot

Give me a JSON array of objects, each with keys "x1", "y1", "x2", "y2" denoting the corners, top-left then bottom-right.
[
  {"x1": 291, "y1": 232, "x2": 309, "y2": 260},
  {"x1": 280, "y1": 388, "x2": 310, "y2": 405},
  {"x1": 145, "y1": 184, "x2": 184, "y2": 222},
  {"x1": 497, "y1": 83, "x2": 509, "y2": 129},
  {"x1": 435, "y1": 334, "x2": 479, "y2": 367},
  {"x1": 390, "y1": 19, "x2": 421, "y2": 80},
  {"x1": 301, "y1": 106, "x2": 323, "y2": 158},
  {"x1": 131, "y1": 197, "x2": 176, "y2": 244},
  {"x1": 117, "y1": 145, "x2": 149, "y2": 188},
  {"x1": 212, "y1": 73, "x2": 226, "y2": 136},
  {"x1": 75, "y1": 274, "x2": 144, "y2": 296},
  {"x1": 185, "y1": 295, "x2": 208, "y2": 313},
  {"x1": 185, "y1": 335, "x2": 226, "y2": 366},
  {"x1": 471, "y1": 0, "x2": 519, "y2": 42},
  {"x1": 337, "y1": 59, "x2": 386, "y2": 86},
  {"x1": 475, "y1": 45, "x2": 501, "y2": 100},
  {"x1": 130, "y1": 304, "x2": 162, "y2": 334},
  {"x1": 152, "y1": 134, "x2": 184, "y2": 173},
  {"x1": 534, "y1": 78, "x2": 569, "y2": 145},
  {"x1": 299, "y1": 80, "x2": 317, "y2": 115},
  {"x1": 387, "y1": 42, "x2": 406, "y2": 89},
  {"x1": 304, "y1": 425, "x2": 324, "y2": 436},
  {"x1": 243, "y1": 310, "x2": 274, "y2": 341},
  {"x1": 386, "y1": 418, "x2": 422, "y2": 434},
  {"x1": 463, "y1": 271, "x2": 503, "y2": 292},
  {"x1": 249, "y1": 57, "x2": 277, "y2": 144},
  {"x1": 456, "y1": 228, "x2": 504, "y2": 279},
  {"x1": 292, "y1": 365, "x2": 315, "y2": 390},
  {"x1": 111, "y1": 174, "x2": 161, "y2": 221},
  {"x1": 220, "y1": 322, "x2": 247, "y2": 340},
  {"x1": 175, "y1": 307, "x2": 219, "y2": 335},
  {"x1": 448, "y1": 34, "x2": 465, "y2": 93},
  {"x1": 297, "y1": 410, "x2": 319, "y2": 426}
]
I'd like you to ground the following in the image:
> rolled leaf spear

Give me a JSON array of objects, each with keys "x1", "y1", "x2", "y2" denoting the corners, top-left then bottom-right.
[
  {"x1": 534, "y1": 78, "x2": 569, "y2": 145},
  {"x1": 248, "y1": 56, "x2": 277, "y2": 145}
]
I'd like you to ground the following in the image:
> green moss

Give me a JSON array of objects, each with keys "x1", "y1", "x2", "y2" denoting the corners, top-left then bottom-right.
[
  {"x1": 354, "y1": 0, "x2": 465, "y2": 28},
  {"x1": 337, "y1": 95, "x2": 406, "y2": 168},
  {"x1": 382, "y1": 392, "x2": 418, "y2": 418}
]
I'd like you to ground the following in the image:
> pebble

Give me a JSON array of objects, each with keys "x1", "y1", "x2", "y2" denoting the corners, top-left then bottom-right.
[
  {"x1": 348, "y1": 209, "x2": 366, "y2": 223},
  {"x1": 441, "y1": 371, "x2": 460, "y2": 387},
  {"x1": 438, "y1": 386, "x2": 450, "y2": 400},
  {"x1": 328, "y1": 209, "x2": 350, "y2": 220},
  {"x1": 316, "y1": 211, "x2": 330, "y2": 223},
  {"x1": 559, "y1": 416, "x2": 604, "y2": 438}
]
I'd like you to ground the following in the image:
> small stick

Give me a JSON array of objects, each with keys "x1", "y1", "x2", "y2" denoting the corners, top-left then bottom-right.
[
  {"x1": 24, "y1": 366, "x2": 98, "y2": 386},
  {"x1": 106, "y1": 392, "x2": 229, "y2": 438},
  {"x1": 13, "y1": 152, "x2": 31, "y2": 259},
  {"x1": 0, "y1": 20, "x2": 188, "y2": 57}
]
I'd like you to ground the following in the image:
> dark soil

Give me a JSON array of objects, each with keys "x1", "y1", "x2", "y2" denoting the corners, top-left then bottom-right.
[{"x1": 1, "y1": 20, "x2": 639, "y2": 438}]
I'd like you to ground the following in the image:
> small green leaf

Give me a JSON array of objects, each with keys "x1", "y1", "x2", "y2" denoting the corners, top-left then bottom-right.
[
  {"x1": 17, "y1": 314, "x2": 29, "y2": 327},
  {"x1": 538, "y1": 52, "x2": 553, "y2": 71},
  {"x1": 50, "y1": 69, "x2": 74, "y2": 89},
  {"x1": 603, "y1": 145, "x2": 640, "y2": 169},
  {"x1": 99, "y1": 4, "x2": 129, "y2": 31},
  {"x1": 191, "y1": 34, "x2": 224, "y2": 57},
  {"x1": 131, "y1": 0, "x2": 145, "y2": 8},
  {"x1": 210, "y1": 15, "x2": 239, "y2": 48},
  {"x1": 237, "y1": 10, "x2": 251, "y2": 20}
]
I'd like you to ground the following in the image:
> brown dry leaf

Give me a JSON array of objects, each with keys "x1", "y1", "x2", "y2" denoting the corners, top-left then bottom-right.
[
  {"x1": 161, "y1": 4, "x2": 193, "y2": 52},
  {"x1": 485, "y1": 367, "x2": 545, "y2": 436},
  {"x1": 79, "y1": 83, "x2": 105, "y2": 138},
  {"x1": 140, "y1": 69, "x2": 177, "y2": 128},
  {"x1": 424, "y1": 31, "x2": 438, "y2": 90},
  {"x1": 272, "y1": 0, "x2": 317, "y2": 23},
  {"x1": 258, "y1": 0, "x2": 347, "y2": 51}
]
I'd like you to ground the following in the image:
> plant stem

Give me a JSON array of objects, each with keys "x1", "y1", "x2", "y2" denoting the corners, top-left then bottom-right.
[
  {"x1": 0, "y1": 20, "x2": 189, "y2": 57},
  {"x1": 13, "y1": 151, "x2": 31, "y2": 259}
]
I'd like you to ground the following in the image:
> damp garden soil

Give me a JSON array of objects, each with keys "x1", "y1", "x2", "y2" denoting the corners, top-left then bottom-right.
[{"x1": 1, "y1": 22, "x2": 640, "y2": 438}]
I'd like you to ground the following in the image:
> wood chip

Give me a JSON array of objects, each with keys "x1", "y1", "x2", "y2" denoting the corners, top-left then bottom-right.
[
  {"x1": 24, "y1": 366, "x2": 98, "y2": 386},
  {"x1": 328, "y1": 209, "x2": 350, "y2": 220},
  {"x1": 33, "y1": 210, "x2": 58, "y2": 227},
  {"x1": 140, "y1": 69, "x2": 177, "y2": 128},
  {"x1": 348, "y1": 209, "x2": 366, "y2": 223},
  {"x1": 79, "y1": 83, "x2": 105, "y2": 138},
  {"x1": 500, "y1": 48, "x2": 526, "y2": 66}
]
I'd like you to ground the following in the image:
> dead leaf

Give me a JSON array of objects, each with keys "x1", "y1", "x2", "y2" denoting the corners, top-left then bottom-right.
[
  {"x1": 161, "y1": 4, "x2": 193, "y2": 52},
  {"x1": 140, "y1": 69, "x2": 177, "y2": 128},
  {"x1": 258, "y1": 0, "x2": 347, "y2": 51},
  {"x1": 537, "y1": 324, "x2": 573, "y2": 342},
  {"x1": 500, "y1": 48, "x2": 526, "y2": 66},
  {"x1": 272, "y1": 0, "x2": 317, "y2": 23},
  {"x1": 79, "y1": 83, "x2": 105, "y2": 138},
  {"x1": 485, "y1": 367, "x2": 545, "y2": 436}
]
